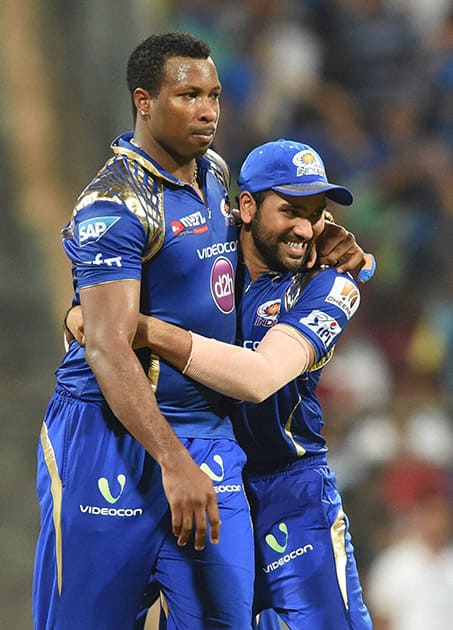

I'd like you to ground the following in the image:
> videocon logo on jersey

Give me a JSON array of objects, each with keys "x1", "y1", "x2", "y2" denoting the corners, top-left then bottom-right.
[
  {"x1": 79, "y1": 473, "x2": 143, "y2": 518},
  {"x1": 200, "y1": 454, "x2": 225, "y2": 481},
  {"x1": 265, "y1": 522, "x2": 289, "y2": 553},
  {"x1": 263, "y1": 522, "x2": 314, "y2": 573},
  {"x1": 98, "y1": 474, "x2": 126, "y2": 503},
  {"x1": 200, "y1": 454, "x2": 242, "y2": 494}
]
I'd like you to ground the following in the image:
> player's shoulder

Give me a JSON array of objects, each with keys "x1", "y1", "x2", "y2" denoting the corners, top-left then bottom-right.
[
  {"x1": 307, "y1": 267, "x2": 361, "y2": 320},
  {"x1": 73, "y1": 155, "x2": 132, "y2": 214},
  {"x1": 311, "y1": 266, "x2": 359, "y2": 289},
  {"x1": 73, "y1": 152, "x2": 164, "y2": 224}
]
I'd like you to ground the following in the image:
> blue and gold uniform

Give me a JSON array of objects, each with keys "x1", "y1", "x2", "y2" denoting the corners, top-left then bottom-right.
[
  {"x1": 33, "y1": 133, "x2": 254, "y2": 630},
  {"x1": 234, "y1": 266, "x2": 372, "y2": 629}
]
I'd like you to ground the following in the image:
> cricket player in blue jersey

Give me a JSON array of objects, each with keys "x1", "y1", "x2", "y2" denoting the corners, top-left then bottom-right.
[
  {"x1": 33, "y1": 32, "x2": 255, "y2": 630},
  {"x1": 124, "y1": 139, "x2": 374, "y2": 629}
]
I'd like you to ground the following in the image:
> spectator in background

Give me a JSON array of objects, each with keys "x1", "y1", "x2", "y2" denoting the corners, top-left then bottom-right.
[{"x1": 366, "y1": 460, "x2": 453, "y2": 630}]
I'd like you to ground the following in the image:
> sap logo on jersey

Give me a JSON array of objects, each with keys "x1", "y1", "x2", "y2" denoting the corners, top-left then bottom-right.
[
  {"x1": 78, "y1": 216, "x2": 121, "y2": 247},
  {"x1": 299, "y1": 309, "x2": 342, "y2": 347}
]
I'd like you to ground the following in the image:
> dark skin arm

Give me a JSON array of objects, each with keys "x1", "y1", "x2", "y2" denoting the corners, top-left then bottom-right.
[{"x1": 80, "y1": 279, "x2": 220, "y2": 551}]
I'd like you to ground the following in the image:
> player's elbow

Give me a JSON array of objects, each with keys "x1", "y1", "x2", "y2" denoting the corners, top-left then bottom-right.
[
  {"x1": 84, "y1": 342, "x2": 109, "y2": 373},
  {"x1": 240, "y1": 380, "x2": 279, "y2": 403},
  {"x1": 85, "y1": 335, "x2": 130, "y2": 373}
]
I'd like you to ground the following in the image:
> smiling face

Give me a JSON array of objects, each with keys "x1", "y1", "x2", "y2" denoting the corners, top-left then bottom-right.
[
  {"x1": 240, "y1": 190, "x2": 327, "y2": 278},
  {"x1": 135, "y1": 56, "x2": 221, "y2": 165}
]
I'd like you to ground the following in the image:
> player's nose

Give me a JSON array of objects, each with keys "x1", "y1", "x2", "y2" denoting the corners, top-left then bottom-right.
[{"x1": 292, "y1": 217, "x2": 313, "y2": 239}]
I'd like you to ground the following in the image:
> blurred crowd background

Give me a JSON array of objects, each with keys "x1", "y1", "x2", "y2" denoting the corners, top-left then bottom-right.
[{"x1": 1, "y1": 0, "x2": 452, "y2": 628}]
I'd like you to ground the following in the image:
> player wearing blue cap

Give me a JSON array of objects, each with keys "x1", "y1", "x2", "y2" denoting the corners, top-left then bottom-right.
[{"x1": 123, "y1": 139, "x2": 374, "y2": 628}]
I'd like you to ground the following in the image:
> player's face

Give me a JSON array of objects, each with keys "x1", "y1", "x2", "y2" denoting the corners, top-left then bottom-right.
[
  {"x1": 250, "y1": 191, "x2": 326, "y2": 273},
  {"x1": 148, "y1": 56, "x2": 221, "y2": 161}
]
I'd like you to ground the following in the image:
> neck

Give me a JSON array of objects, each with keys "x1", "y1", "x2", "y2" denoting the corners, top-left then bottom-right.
[
  {"x1": 132, "y1": 125, "x2": 197, "y2": 184},
  {"x1": 239, "y1": 228, "x2": 269, "y2": 281}
]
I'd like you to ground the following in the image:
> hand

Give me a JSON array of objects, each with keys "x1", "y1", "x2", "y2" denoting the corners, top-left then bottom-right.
[
  {"x1": 160, "y1": 451, "x2": 221, "y2": 551},
  {"x1": 313, "y1": 222, "x2": 376, "y2": 283},
  {"x1": 65, "y1": 305, "x2": 85, "y2": 344}
]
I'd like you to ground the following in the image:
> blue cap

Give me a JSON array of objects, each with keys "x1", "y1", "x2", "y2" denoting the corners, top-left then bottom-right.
[{"x1": 238, "y1": 139, "x2": 353, "y2": 206}]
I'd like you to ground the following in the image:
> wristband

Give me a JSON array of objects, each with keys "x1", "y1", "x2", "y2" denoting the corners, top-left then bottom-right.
[{"x1": 358, "y1": 253, "x2": 376, "y2": 283}]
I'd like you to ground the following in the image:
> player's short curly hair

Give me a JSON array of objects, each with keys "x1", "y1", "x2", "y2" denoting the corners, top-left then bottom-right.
[{"x1": 126, "y1": 32, "x2": 211, "y2": 118}]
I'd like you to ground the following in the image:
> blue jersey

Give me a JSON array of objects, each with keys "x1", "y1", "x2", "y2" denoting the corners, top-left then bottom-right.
[
  {"x1": 57, "y1": 132, "x2": 239, "y2": 439},
  {"x1": 233, "y1": 265, "x2": 361, "y2": 472}
]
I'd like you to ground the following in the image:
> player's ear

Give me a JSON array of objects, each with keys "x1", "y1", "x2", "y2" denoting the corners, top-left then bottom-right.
[
  {"x1": 238, "y1": 191, "x2": 257, "y2": 225},
  {"x1": 133, "y1": 87, "x2": 152, "y2": 116}
]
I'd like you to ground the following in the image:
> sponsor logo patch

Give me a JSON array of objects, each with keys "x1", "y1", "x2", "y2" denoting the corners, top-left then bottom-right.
[
  {"x1": 210, "y1": 256, "x2": 235, "y2": 313},
  {"x1": 79, "y1": 473, "x2": 143, "y2": 517},
  {"x1": 299, "y1": 309, "x2": 342, "y2": 347},
  {"x1": 255, "y1": 300, "x2": 281, "y2": 327},
  {"x1": 325, "y1": 277, "x2": 360, "y2": 319},
  {"x1": 78, "y1": 216, "x2": 121, "y2": 246},
  {"x1": 263, "y1": 522, "x2": 314, "y2": 573},
  {"x1": 200, "y1": 454, "x2": 242, "y2": 494},
  {"x1": 171, "y1": 210, "x2": 208, "y2": 236},
  {"x1": 83, "y1": 252, "x2": 122, "y2": 267},
  {"x1": 196, "y1": 240, "x2": 238, "y2": 260},
  {"x1": 292, "y1": 150, "x2": 325, "y2": 178}
]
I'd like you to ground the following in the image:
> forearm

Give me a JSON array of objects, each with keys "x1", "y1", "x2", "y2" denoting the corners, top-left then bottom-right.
[
  {"x1": 140, "y1": 317, "x2": 313, "y2": 403},
  {"x1": 184, "y1": 324, "x2": 312, "y2": 402},
  {"x1": 136, "y1": 314, "x2": 192, "y2": 371}
]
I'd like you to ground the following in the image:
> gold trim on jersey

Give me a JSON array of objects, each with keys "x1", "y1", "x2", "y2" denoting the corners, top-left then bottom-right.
[
  {"x1": 147, "y1": 352, "x2": 161, "y2": 392},
  {"x1": 205, "y1": 147, "x2": 231, "y2": 189},
  {"x1": 40, "y1": 422, "x2": 63, "y2": 595},
  {"x1": 70, "y1": 149, "x2": 167, "y2": 261},
  {"x1": 331, "y1": 506, "x2": 349, "y2": 609},
  {"x1": 160, "y1": 591, "x2": 169, "y2": 620},
  {"x1": 284, "y1": 395, "x2": 307, "y2": 457},
  {"x1": 309, "y1": 346, "x2": 335, "y2": 372}
]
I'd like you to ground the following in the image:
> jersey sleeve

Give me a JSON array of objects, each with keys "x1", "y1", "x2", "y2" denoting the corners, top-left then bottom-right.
[
  {"x1": 279, "y1": 268, "x2": 361, "y2": 362},
  {"x1": 62, "y1": 201, "x2": 147, "y2": 289}
]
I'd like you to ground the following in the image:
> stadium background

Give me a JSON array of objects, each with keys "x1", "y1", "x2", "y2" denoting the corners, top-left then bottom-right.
[{"x1": 1, "y1": 1, "x2": 452, "y2": 627}]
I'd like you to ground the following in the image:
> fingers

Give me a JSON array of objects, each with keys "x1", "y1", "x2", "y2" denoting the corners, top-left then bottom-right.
[
  {"x1": 172, "y1": 501, "x2": 220, "y2": 551},
  {"x1": 318, "y1": 227, "x2": 357, "y2": 267},
  {"x1": 316, "y1": 223, "x2": 376, "y2": 282},
  {"x1": 162, "y1": 451, "x2": 222, "y2": 552},
  {"x1": 206, "y1": 495, "x2": 221, "y2": 545},
  {"x1": 192, "y1": 512, "x2": 208, "y2": 551},
  {"x1": 305, "y1": 244, "x2": 318, "y2": 269},
  {"x1": 335, "y1": 246, "x2": 366, "y2": 274},
  {"x1": 357, "y1": 252, "x2": 376, "y2": 283}
]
